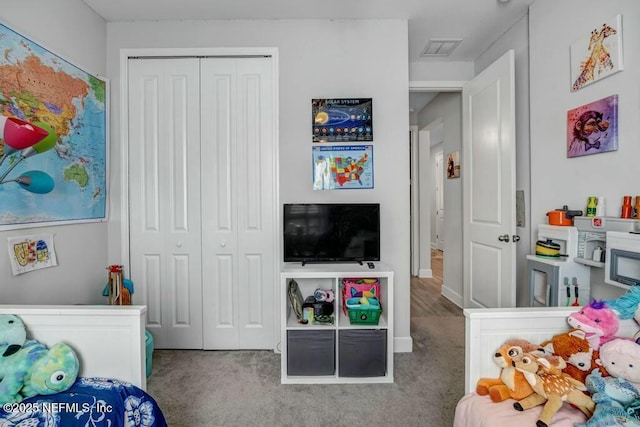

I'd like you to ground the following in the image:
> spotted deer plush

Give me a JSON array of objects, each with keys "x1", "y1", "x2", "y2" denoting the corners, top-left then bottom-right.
[
  {"x1": 475, "y1": 339, "x2": 547, "y2": 409},
  {"x1": 513, "y1": 353, "x2": 595, "y2": 427}
]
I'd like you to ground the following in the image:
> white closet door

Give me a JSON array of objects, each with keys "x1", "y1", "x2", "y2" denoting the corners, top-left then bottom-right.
[
  {"x1": 200, "y1": 57, "x2": 276, "y2": 350},
  {"x1": 128, "y1": 58, "x2": 204, "y2": 349}
]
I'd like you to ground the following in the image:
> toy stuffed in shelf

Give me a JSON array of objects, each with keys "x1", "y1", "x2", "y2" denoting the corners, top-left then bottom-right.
[
  {"x1": 0, "y1": 314, "x2": 79, "y2": 404},
  {"x1": 287, "y1": 279, "x2": 311, "y2": 324},
  {"x1": 576, "y1": 339, "x2": 640, "y2": 426},
  {"x1": 313, "y1": 288, "x2": 335, "y2": 303},
  {"x1": 341, "y1": 278, "x2": 379, "y2": 316},
  {"x1": 303, "y1": 290, "x2": 335, "y2": 325},
  {"x1": 475, "y1": 339, "x2": 547, "y2": 408}
]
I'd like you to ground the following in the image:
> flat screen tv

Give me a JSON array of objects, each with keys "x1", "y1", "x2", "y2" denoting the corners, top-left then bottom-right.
[{"x1": 283, "y1": 203, "x2": 380, "y2": 264}]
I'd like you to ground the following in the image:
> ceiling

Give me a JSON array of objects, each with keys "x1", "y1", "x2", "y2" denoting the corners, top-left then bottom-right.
[
  {"x1": 82, "y1": 0, "x2": 534, "y2": 115},
  {"x1": 82, "y1": 0, "x2": 533, "y2": 63}
]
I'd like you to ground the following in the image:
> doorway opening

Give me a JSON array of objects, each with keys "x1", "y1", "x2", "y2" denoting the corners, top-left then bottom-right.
[
  {"x1": 409, "y1": 80, "x2": 464, "y2": 307},
  {"x1": 409, "y1": 103, "x2": 445, "y2": 282}
]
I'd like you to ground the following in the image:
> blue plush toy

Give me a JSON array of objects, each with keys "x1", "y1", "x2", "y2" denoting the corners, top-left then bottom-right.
[{"x1": 0, "y1": 314, "x2": 79, "y2": 404}]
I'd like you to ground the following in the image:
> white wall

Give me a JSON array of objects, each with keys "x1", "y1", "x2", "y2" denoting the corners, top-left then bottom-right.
[
  {"x1": 475, "y1": 13, "x2": 531, "y2": 306},
  {"x1": 105, "y1": 19, "x2": 413, "y2": 350},
  {"x1": 417, "y1": 126, "x2": 434, "y2": 277},
  {"x1": 530, "y1": 0, "x2": 640, "y2": 299},
  {"x1": 431, "y1": 142, "x2": 443, "y2": 248},
  {"x1": 416, "y1": 93, "x2": 463, "y2": 305},
  {"x1": 0, "y1": 1, "x2": 108, "y2": 304},
  {"x1": 409, "y1": 61, "x2": 474, "y2": 82}
]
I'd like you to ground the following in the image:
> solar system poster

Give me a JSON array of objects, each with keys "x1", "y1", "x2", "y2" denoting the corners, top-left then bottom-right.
[{"x1": 312, "y1": 98, "x2": 373, "y2": 142}]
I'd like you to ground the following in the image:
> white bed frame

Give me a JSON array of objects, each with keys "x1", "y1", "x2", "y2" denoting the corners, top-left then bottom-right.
[
  {"x1": 464, "y1": 306, "x2": 640, "y2": 394},
  {"x1": 0, "y1": 305, "x2": 147, "y2": 390}
]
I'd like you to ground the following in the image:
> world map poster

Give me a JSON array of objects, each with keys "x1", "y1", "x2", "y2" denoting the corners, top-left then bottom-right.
[
  {"x1": 312, "y1": 145, "x2": 373, "y2": 190},
  {"x1": 0, "y1": 22, "x2": 107, "y2": 229}
]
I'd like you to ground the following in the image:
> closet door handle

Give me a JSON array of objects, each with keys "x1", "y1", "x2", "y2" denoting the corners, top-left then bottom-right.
[
  {"x1": 498, "y1": 234, "x2": 510, "y2": 242},
  {"x1": 512, "y1": 235, "x2": 521, "y2": 243}
]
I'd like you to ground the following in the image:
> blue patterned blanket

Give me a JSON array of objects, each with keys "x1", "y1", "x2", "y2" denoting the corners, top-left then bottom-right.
[{"x1": 0, "y1": 377, "x2": 167, "y2": 427}]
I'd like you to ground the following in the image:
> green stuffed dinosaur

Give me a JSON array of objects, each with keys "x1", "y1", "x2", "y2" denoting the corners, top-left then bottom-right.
[
  {"x1": 0, "y1": 314, "x2": 27, "y2": 357},
  {"x1": 0, "y1": 314, "x2": 79, "y2": 404}
]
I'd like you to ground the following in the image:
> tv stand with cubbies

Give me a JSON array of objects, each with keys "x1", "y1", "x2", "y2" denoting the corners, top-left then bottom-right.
[{"x1": 280, "y1": 262, "x2": 393, "y2": 384}]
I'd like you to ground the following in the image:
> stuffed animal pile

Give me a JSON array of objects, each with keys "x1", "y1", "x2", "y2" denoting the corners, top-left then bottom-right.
[
  {"x1": 0, "y1": 314, "x2": 79, "y2": 404},
  {"x1": 576, "y1": 339, "x2": 640, "y2": 426},
  {"x1": 541, "y1": 328, "x2": 606, "y2": 384},
  {"x1": 475, "y1": 339, "x2": 546, "y2": 405},
  {"x1": 476, "y1": 287, "x2": 640, "y2": 427},
  {"x1": 513, "y1": 353, "x2": 595, "y2": 425}
]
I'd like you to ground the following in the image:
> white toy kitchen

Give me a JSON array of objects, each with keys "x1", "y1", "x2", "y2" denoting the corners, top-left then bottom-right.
[
  {"x1": 527, "y1": 217, "x2": 640, "y2": 306},
  {"x1": 527, "y1": 224, "x2": 590, "y2": 307}
]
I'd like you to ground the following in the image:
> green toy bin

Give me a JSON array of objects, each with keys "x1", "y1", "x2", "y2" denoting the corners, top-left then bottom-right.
[{"x1": 346, "y1": 297, "x2": 382, "y2": 325}]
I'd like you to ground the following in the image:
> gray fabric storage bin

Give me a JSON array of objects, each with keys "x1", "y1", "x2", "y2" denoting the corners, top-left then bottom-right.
[
  {"x1": 339, "y1": 329, "x2": 386, "y2": 377},
  {"x1": 287, "y1": 330, "x2": 335, "y2": 376}
]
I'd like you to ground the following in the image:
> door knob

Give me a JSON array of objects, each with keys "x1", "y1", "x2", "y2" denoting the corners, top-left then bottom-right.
[
  {"x1": 512, "y1": 235, "x2": 521, "y2": 242},
  {"x1": 498, "y1": 234, "x2": 510, "y2": 242},
  {"x1": 221, "y1": 241, "x2": 226, "y2": 247},
  {"x1": 176, "y1": 241, "x2": 183, "y2": 248}
]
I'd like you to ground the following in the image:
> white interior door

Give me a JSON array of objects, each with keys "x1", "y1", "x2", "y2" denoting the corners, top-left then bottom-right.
[
  {"x1": 462, "y1": 49, "x2": 516, "y2": 308},
  {"x1": 128, "y1": 58, "x2": 204, "y2": 349},
  {"x1": 200, "y1": 57, "x2": 276, "y2": 350},
  {"x1": 435, "y1": 151, "x2": 444, "y2": 251}
]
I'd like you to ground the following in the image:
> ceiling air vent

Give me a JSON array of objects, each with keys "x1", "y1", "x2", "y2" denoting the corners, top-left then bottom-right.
[{"x1": 421, "y1": 38, "x2": 462, "y2": 57}]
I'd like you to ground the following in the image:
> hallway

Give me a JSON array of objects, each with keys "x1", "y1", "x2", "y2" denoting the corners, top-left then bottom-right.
[{"x1": 410, "y1": 249, "x2": 462, "y2": 324}]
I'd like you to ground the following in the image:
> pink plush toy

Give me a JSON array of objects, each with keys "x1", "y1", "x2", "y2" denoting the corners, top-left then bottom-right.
[{"x1": 567, "y1": 300, "x2": 620, "y2": 350}]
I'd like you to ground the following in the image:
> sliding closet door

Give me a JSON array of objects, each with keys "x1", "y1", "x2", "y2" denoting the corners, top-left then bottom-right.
[
  {"x1": 128, "y1": 58, "x2": 204, "y2": 349},
  {"x1": 200, "y1": 57, "x2": 276, "y2": 350}
]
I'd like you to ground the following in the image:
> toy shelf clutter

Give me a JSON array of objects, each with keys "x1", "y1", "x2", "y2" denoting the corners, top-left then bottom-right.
[
  {"x1": 280, "y1": 262, "x2": 393, "y2": 384},
  {"x1": 102, "y1": 265, "x2": 154, "y2": 378},
  {"x1": 105, "y1": 264, "x2": 132, "y2": 305}
]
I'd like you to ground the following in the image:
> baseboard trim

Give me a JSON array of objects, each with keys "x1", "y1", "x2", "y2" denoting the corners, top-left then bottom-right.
[
  {"x1": 441, "y1": 285, "x2": 463, "y2": 308},
  {"x1": 418, "y1": 268, "x2": 433, "y2": 278},
  {"x1": 394, "y1": 335, "x2": 413, "y2": 353}
]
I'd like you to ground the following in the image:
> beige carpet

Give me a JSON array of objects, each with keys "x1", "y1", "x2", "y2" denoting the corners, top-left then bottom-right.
[{"x1": 147, "y1": 316, "x2": 464, "y2": 426}]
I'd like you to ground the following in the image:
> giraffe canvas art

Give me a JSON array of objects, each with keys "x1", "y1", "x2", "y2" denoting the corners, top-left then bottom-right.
[{"x1": 570, "y1": 15, "x2": 623, "y2": 92}]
